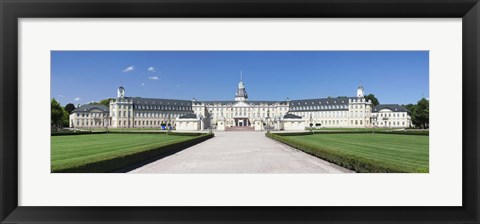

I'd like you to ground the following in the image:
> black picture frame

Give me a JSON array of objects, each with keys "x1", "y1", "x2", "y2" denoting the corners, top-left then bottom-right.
[{"x1": 1, "y1": 0, "x2": 479, "y2": 223}]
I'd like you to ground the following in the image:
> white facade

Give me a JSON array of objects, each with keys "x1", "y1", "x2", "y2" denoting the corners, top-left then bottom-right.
[
  {"x1": 69, "y1": 78, "x2": 411, "y2": 130},
  {"x1": 69, "y1": 105, "x2": 110, "y2": 128},
  {"x1": 371, "y1": 105, "x2": 411, "y2": 128},
  {"x1": 176, "y1": 119, "x2": 201, "y2": 131},
  {"x1": 282, "y1": 119, "x2": 306, "y2": 131}
]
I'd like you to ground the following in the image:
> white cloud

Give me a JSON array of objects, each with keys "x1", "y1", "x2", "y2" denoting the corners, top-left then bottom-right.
[
  {"x1": 147, "y1": 66, "x2": 155, "y2": 72},
  {"x1": 58, "y1": 94, "x2": 64, "y2": 98},
  {"x1": 73, "y1": 97, "x2": 81, "y2": 101},
  {"x1": 122, "y1": 66, "x2": 135, "y2": 72},
  {"x1": 141, "y1": 83, "x2": 145, "y2": 86},
  {"x1": 149, "y1": 76, "x2": 159, "y2": 80}
]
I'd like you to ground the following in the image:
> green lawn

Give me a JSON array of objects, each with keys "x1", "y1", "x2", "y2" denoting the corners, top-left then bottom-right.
[
  {"x1": 51, "y1": 133, "x2": 197, "y2": 172},
  {"x1": 277, "y1": 133, "x2": 429, "y2": 172},
  {"x1": 88, "y1": 128, "x2": 167, "y2": 132}
]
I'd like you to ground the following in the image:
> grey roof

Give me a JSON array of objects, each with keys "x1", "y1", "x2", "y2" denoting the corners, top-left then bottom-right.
[
  {"x1": 283, "y1": 113, "x2": 303, "y2": 119},
  {"x1": 373, "y1": 104, "x2": 408, "y2": 113},
  {"x1": 198, "y1": 100, "x2": 288, "y2": 106},
  {"x1": 201, "y1": 100, "x2": 236, "y2": 105},
  {"x1": 73, "y1": 104, "x2": 109, "y2": 113},
  {"x1": 131, "y1": 97, "x2": 192, "y2": 106},
  {"x1": 178, "y1": 113, "x2": 198, "y2": 119},
  {"x1": 129, "y1": 97, "x2": 194, "y2": 113},
  {"x1": 289, "y1": 97, "x2": 355, "y2": 112}
]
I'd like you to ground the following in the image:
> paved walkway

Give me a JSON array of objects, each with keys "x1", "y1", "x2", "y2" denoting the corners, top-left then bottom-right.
[{"x1": 129, "y1": 131, "x2": 352, "y2": 173}]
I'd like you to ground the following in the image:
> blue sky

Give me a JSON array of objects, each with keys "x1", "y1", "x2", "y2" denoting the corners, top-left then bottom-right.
[{"x1": 51, "y1": 51, "x2": 429, "y2": 106}]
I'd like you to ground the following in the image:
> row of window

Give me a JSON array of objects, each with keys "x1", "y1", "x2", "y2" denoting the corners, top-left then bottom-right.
[
  {"x1": 376, "y1": 112, "x2": 406, "y2": 118},
  {"x1": 134, "y1": 113, "x2": 184, "y2": 118},
  {"x1": 373, "y1": 121, "x2": 407, "y2": 126},
  {"x1": 208, "y1": 107, "x2": 287, "y2": 112},
  {"x1": 210, "y1": 112, "x2": 284, "y2": 119},
  {"x1": 135, "y1": 120, "x2": 176, "y2": 126},
  {"x1": 291, "y1": 104, "x2": 348, "y2": 111},
  {"x1": 292, "y1": 111, "x2": 353, "y2": 118},
  {"x1": 76, "y1": 113, "x2": 107, "y2": 118},
  {"x1": 75, "y1": 120, "x2": 108, "y2": 126},
  {"x1": 133, "y1": 105, "x2": 192, "y2": 111},
  {"x1": 113, "y1": 120, "x2": 178, "y2": 127},
  {"x1": 200, "y1": 107, "x2": 287, "y2": 112}
]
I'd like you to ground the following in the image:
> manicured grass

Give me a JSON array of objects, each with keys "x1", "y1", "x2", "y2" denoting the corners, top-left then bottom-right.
[
  {"x1": 305, "y1": 128, "x2": 429, "y2": 136},
  {"x1": 268, "y1": 133, "x2": 428, "y2": 173},
  {"x1": 51, "y1": 133, "x2": 211, "y2": 172},
  {"x1": 308, "y1": 127, "x2": 397, "y2": 131}
]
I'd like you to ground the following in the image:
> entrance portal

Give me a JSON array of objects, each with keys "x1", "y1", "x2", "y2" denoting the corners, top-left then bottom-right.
[{"x1": 234, "y1": 118, "x2": 250, "y2": 127}]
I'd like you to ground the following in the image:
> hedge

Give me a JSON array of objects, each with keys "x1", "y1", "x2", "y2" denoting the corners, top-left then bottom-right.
[
  {"x1": 105, "y1": 131, "x2": 204, "y2": 136},
  {"x1": 266, "y1": 133, "x2": 426, "y2": 173},
  {"x1": 272, "y1": 132, "x2": 313, "y2": 136},
  {"x1": 377, "y1": 131, "x2": 429, "y2": 136},
  {"x1": 52, "y1": 131, "x2": 206, "y2": 137},
  {"x1": 51, "y1": 131, "x2": 107, "y2": 136},
  {"x1": 271, "y1": 130, "x2": 428, "y2": 136},
  {"x1": 53, "y1": 133, "x2": 214, "y2": 173}
]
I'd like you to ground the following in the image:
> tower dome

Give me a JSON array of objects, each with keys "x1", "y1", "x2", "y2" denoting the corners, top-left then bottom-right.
[
  {"x1": 234, "y1": 72, "x2": 248, "y2": 102},
  {"x1": 117, "y1": 86, "x2": 125, "y2": 98},
  {"x1": 357, "y1": 84, "x2": 364, "y2": 98}
]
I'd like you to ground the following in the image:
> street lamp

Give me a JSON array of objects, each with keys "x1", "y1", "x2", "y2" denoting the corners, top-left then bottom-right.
[
  {"x1": 275, "y1": 115, "x2": 281, "y2": 131},
  {"x1": 199, "y1": 114, "x2": 204, "y2": 131},
  {"x1": 309, "y1": 113, "x2": 313, "y2": 133},
  {"x1": 266, "y1": 109, "x2": 270, "y2": 133},
  {"x1": 208, "y1": 110, "x2": 213, "y2": 134},
  {"x1": 167, "y1": 114, "x2": 171, "y2": 134}
]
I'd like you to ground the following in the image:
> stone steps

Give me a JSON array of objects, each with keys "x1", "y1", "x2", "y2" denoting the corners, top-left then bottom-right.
[{"x1": 225, "y1": 126, "x2": 255, "y2": 131}]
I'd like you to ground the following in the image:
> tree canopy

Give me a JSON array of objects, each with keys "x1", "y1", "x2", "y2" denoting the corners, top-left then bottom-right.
[
  {"x1": 99, "y1": 98, "x2": 115, "y2": 107},
  {"x1": 365, "y1": 94, "x2": 380, "y2": 106},
  {"x1": 51, "y1": 98, "x2": 65, "y2": 127},
  {"x1": 89, "y1": 98, "x2": 114, "y2": 107},
  {"x1": 412, "y1": 98, "x2": 429, "y2": 129},
  {"x1": 403, "y1": 98, "x2": 429, "y2": 129},
  {"x1": 64, "y1": 103, "x2": 76, "y2": 115}
]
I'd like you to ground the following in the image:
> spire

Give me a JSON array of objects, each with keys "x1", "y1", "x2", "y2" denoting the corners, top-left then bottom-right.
[{"x1": 235, "y1": 73, "x2": 248, "y2": 102}]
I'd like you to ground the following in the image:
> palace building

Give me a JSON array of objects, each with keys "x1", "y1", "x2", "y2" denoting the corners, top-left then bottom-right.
[{"x1": 69, "y1": 76, "x2": 411, "y2": 131}]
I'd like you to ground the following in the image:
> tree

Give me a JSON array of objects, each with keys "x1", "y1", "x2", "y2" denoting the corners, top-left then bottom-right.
[
  {"x1": 89, "y1": 98, "x2": 114, "y2": 107},
  {"x1": 62, "y1": 110, "x2": 70, "y2": 127},
  {"x1": 364, "y1": 94, "x2": 380, "y2": 106},
  {"x1": 51, "y1": 98, "x2": 65, "y2": 128},
  {"x1": 413, "y1": 98, "x2": 429, "y2": 129},
  {"x1": 404, "y1": 103, "x2": 416, "y2": 113},
  {"x1": 99, "y1": 98, "x2": 115, "y2": 107},
  {"x1": 64, "y1": 103, "x2": 76, "y2": 115}
]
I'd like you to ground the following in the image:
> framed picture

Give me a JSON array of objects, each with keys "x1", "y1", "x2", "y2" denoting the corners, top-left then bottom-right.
[{"x1": 1, "y1": 0, "x2": 479, "y2": 223}]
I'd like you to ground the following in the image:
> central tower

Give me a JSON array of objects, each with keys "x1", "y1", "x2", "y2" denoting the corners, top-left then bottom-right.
[{"x1": 234, "y1": 72, "x2": 248, "y2": 102}]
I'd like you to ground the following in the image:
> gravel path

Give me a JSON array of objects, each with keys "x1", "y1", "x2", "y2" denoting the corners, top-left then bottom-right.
[{"x1": 129, "y1": 131, "x2": 352, "y2": 173}]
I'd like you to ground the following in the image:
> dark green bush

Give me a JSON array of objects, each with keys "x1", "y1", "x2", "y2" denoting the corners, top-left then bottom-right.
[
  {"x1": 51, "y1": 131, "x2": 107, "y2": 136},
  {"x1": 104, "y1": 131, "x2": 204, "y2": 136},
  {"x1": 273, "y1": 132, "x2": 313, "y2": 136},
  {"x1": 377, "y1": 131, "x2": 429, "y2": 136}
]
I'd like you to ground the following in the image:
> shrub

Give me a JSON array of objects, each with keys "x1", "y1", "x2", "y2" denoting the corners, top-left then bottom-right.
[{"x1": 51, "y1": 131, "x2": 107, "y2": 136}]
